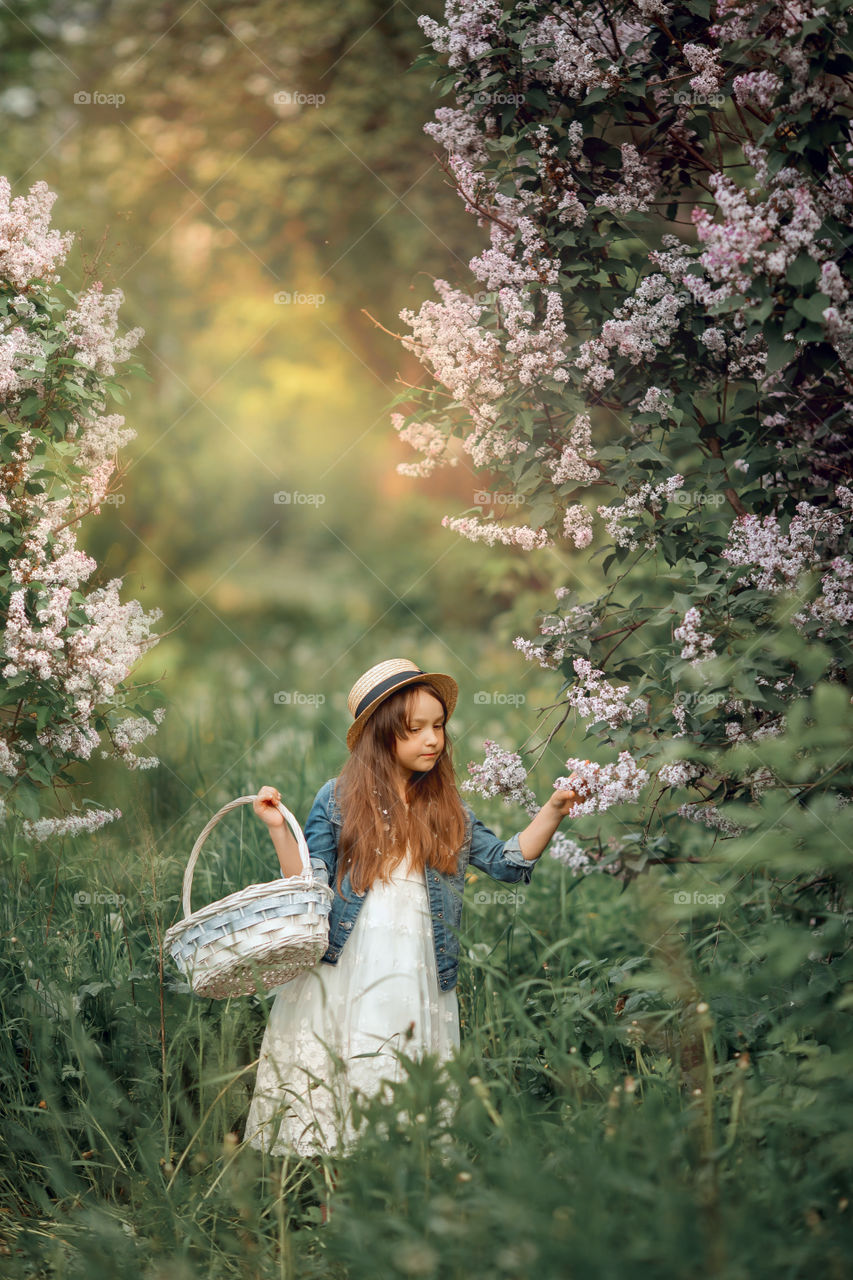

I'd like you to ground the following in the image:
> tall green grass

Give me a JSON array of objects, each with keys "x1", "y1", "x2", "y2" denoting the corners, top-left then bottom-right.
[{"x1": 1, "y1": 688, "x2": 850, "y2": 1278}]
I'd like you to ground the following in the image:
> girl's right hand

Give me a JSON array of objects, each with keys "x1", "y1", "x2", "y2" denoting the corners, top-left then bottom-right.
[{"x1": 253, "y1": 785, "x2": 285, "y2": 828}]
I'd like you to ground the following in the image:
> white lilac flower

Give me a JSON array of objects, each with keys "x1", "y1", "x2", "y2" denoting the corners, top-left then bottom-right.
[
  {"x1": 547, "y1": 831, "x2": 592, "y2": 875},
  {"x1": 677, "y1": 802, "x2": 744, "y2": 837},
  {"x1": 553, "y1": 753, "x2": 650, "y2": 815},
  {"x1": 462, "y1": 739, "x2": 538, "y2": 815},
  {"x1": 674, "y1": 606, "x2": 716, "y2": 665},
  {"x1": 21, "y1": 806, "x2": 123, "y2": 843}
]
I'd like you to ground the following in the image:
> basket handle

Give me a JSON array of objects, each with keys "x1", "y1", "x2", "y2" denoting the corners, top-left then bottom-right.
[{"x1": 180, "y1": 794, "x2": 312, "y2": 919}]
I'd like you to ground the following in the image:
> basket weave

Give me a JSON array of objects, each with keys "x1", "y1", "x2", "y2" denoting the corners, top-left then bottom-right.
[{"x1": 163, "y1": 794, "x2": 333, "y2": 999}]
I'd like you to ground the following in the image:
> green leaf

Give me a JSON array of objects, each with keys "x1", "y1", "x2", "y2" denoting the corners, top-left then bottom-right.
[
  {"x1": 786, "y1": 255, "x2": 820, "y2": 287},
  {"x1": 793, "y1": 293, "x2": 832, "y2": 324}
]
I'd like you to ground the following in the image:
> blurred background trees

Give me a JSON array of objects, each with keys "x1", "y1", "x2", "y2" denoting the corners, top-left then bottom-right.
[{"x1": 1, "y1": 0, "x2": 573, "y2": 786}]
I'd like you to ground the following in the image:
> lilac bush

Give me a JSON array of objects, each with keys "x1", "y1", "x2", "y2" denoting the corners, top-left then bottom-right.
[
  {"x1": 0, "y1": 177, "x2": 164, "y2": 843},
  {"x1": 394, "y1": 0, "x2": 853, "y2": 875}
]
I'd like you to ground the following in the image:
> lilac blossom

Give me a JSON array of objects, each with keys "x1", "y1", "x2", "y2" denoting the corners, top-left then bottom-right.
[
  {"x1": 462, "y1": 739, "x2": 538, "y2": 815},
  {"x1": 513, "y1": 600, "x2": 598, "y2": 669},
  {"x1": 597, "y1": 475, "x2": 685, "y2": 551},
  {"x1": 441, "y1": 515, "x2": 553, "y2": 550},
  {"x1": 553, "y1": 753, "x2": 650, "y2": 816},
  {"x1": 21, "y1": 806, "x2": 123, "y2": 844},
  {"x1": 658, "y1": 760, "x2": 703, "y2": 789},
  {"x1": 562, "y1": 504, "x2": 594, "y2": 548},
  {"x1": 392, "y1": 413, "x2": 458, "y2": 478},
  {"x1": 540, "y1": 413, "x2": 598, "y2": 486},
  {"x1": 547, "y1": 831, "x2": 592, "y2": 875},
  {"x1": 64, "y1": 282, "x2": 144, "y2": 377},
  {"x1": 674, "y1": 606, "x2": 716, "y2": 666},
  {"x1": 596, "y1": 143, "x2": 660, "y2": 216},
  {"x1": 565, "y1": 657, "x2": 649, "y2": 730},
  {"x1": 417, "y1": 0, "x2": 503, "y2": 70},
  {"x1": 0, "y1": 177, "x2": 74, "y2": 287},
  {"x1": 677, "y1": 802, "x2": 744, "y2": 838}
]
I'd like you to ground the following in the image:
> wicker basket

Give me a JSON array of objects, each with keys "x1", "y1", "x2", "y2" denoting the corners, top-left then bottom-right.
[{"x1": 163, "y1": 794, "x2": 333, "y2": 999}]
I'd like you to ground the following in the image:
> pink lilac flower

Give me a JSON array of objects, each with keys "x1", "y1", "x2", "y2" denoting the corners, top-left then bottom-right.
[
  {"x1": 682, "y1": 42, "x2": 724, "y2": 96},
  {"x1": 442, "y1": 514, "x2": 553, "y2": 549},
  {"x1": 722, "y1": 496, "x2": 847, "y2": 592},
  {"x1": 462, "y1": 739, "x2": 538, "y2": 815},
  {"x1": 574, "y1": 275, "x2": 690, "y2": 389},
  {"x1": 0, "y1": 737, "x2": 23, "y2": 778},
  {"x1": 392, "y1": 413, "x2": 458, "y2": 478},
  {"x1": 674, "y1": 606, "x2": 716, "y2": 665},
  {"x1": 677, "y1": 801, "x2": 744, "y2": 837},
  {"x1": 513, "y1": 601, "x2": 597, "y2": 669},
  {"x1": 553, "y1": 752, "x2": 650, "y2": 815},
  {"x1": 564, "y1": 656, "x2": 649, "y2": 729},
  {"x1": 423, "y1": 106, "x2": 488, "y2": 162},
  {"x1": 658, "y1": 759, "x2": 703, "y2": 788},
  {"x1": 0, "y1": 177, "x2": 74, "y2": 287},
  {"x1": 100, "y1": 707, "x2": 166, "y2": 770},
  {"x1": 417, "y1": 0, "x2": 503, "y2": 69},
  {"x1": 637, "y1": 386, "x2": 675, "y2": 417},
  {"x1": 541, "y1": 413, "x2": 598, "y2": 485},
  {"x1": 562, "y1": 505, "x2": 594, "y2": 548},
  {"x1": 597, "y1": 143, "x2": 661, "y2": 215},
  {"x1": 522, "y1": 11, "x2": 621, "y2": 99},
  {"x1": 597, "y1": 475, "x2": 685, "y2": 550},
  {"x1": 547, "y1": 831, "x2": 592, "y2": 875},
  {"x1": 64, "y1": 282, "x2": 145, "y2": 377},
  {"x1": 732, "y1": 70, "x2": 782, "y2": 110}
]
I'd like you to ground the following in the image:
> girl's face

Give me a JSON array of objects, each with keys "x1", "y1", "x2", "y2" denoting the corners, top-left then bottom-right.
[{"x1": 393, "y1": 687, "x2": 445, "y2": 778}]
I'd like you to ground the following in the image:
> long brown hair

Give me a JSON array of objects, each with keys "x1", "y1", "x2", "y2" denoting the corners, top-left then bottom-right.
[{"x1": 333, "y1": 681, "x2": 468, "y2": 897}]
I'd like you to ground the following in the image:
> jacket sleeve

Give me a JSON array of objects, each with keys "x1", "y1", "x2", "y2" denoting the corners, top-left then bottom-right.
[
  {"x1": 463, "y1": 802, "x2": 537, "y2": 884},
  {"x1": 302, "y1": 778, "x2": 338, "y2": 888}
]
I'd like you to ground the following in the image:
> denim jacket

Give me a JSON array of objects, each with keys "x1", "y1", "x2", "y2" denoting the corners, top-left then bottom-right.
[{"x1": 300, "y1": 777, "x2": 539, "y2": 992}]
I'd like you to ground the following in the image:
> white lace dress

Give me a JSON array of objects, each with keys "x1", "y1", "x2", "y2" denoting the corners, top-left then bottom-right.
[{"x1": 242, "y1": 845, "x2": 460, "y2": 1157}]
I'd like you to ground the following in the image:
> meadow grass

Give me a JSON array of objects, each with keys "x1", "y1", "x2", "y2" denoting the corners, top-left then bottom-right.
[{"x1": 1, "y1": 694, "x2": 850, "y2": 1279}]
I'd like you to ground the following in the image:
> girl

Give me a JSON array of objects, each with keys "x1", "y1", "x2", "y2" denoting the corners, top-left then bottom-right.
[{"x1": 242, "y1": 657, "x2": 584, "y2": 1160}]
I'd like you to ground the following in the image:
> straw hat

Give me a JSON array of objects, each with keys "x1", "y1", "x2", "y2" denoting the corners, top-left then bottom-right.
[{"x1": 346, "y1": 658, "x2": 458, "y2": 751}]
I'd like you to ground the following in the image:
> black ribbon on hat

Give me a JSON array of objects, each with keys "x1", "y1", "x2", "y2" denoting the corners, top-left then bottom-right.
[{"x1": 354, "y1": 669, "x2": 425, "y2": 718}]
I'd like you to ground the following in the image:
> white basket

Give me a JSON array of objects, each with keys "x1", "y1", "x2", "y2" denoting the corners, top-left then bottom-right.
[{"x1": 163, "y1": 794, "x2": 333, "y2": 999}]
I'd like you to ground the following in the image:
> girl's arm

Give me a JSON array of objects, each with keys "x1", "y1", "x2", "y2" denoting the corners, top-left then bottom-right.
[
  {"x1": 517, "y1": 786, "x2": 582, "y2": 861},
  {"x1": 466, "y1": 773, "x2": 587, "y2": 880},
  {"x1": 253, "y1": 785, "x2": 303, "y2": 876}
]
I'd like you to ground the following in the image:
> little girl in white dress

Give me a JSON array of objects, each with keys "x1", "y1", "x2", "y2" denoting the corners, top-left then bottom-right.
[
  {"x1": 244, "y1": 843, "x2": 459, "y2": 1157},
  {"x1": 241, "y1": 657, "x2": 583, "y2": 1160}
]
